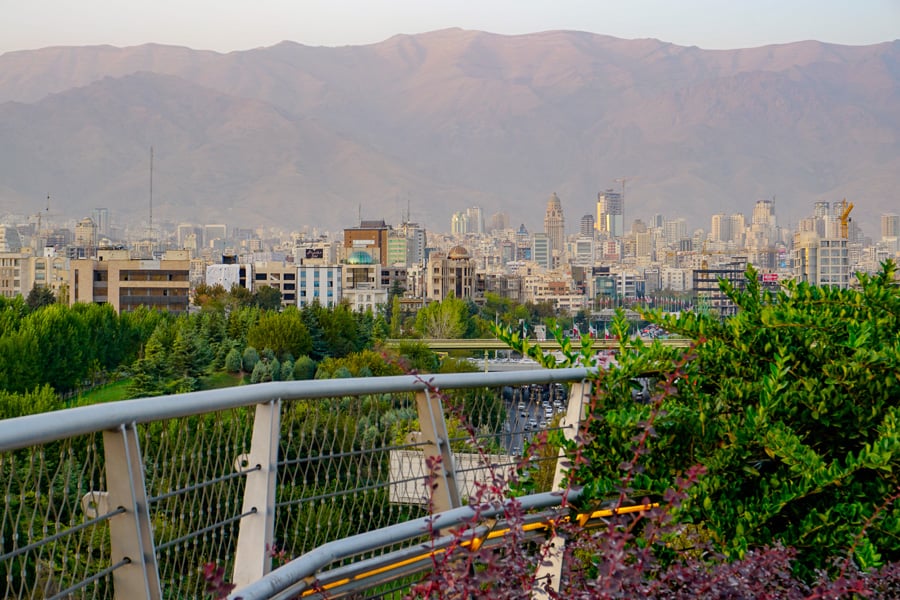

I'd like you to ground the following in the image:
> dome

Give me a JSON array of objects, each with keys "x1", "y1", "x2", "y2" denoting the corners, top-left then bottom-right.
[
  {"x1": 346, "y1": 250, "x2": 374, "y2": 265},
  {"x1": 448, "y1": 245, "x2": 470, "y2": 259}
]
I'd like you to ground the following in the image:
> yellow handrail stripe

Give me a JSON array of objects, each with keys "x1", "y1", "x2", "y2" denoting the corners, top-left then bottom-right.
[{"x1": 300, "y1": 502, "x2": 658, "y2": 596}]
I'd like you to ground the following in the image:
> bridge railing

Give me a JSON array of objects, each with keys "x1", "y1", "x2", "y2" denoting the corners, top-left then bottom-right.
[{"x1": 0, "y1": 368, "x2": 594, "y2": 599}]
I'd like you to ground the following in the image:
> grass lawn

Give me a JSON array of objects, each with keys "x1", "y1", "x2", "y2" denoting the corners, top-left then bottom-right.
[
  {"x1": 74, "y1": 379, "x2": 133, "y2": 405},
  {"x1": 199, "y1": 371, "x2": 246, "y2": 390}
]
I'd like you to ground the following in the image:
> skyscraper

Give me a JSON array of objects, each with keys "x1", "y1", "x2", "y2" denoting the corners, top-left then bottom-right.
[
  {"x1": 543, "y1": 193, "x2": 565, "y2": 255},
  {"x1": 532, "y1": 233, "x2": 552, "y2": 270},
  {"x1": 466, "y1": 206, "x2": 484, "y2": 235},
  {"x1": 580, "y1": 214, "x2": 595, "y2": 237},
  {"x1": 596, "y1": 189, "x2": 623, "y2": 238},
  {"x1": 881, "y1": 214, "x2": 900, "y2": 239}
]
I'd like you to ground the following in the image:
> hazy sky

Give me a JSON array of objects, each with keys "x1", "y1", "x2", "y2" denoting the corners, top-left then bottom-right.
[{"x1": 2, "y1": 0, "x2": 898, "y2": 55}]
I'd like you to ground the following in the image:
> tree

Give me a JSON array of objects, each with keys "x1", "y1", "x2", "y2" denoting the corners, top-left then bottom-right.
[
  {"x1": 246, "y1": 307, "x2": 312, "y2": 359},
  {"x1": 227, "y1": 284, "x2": 254, "y2": 311},
  {"x1": 224, "y1": 348, "x2": 242, "y2": 373},
  {"x1": 293, "y1": 356, "x2": 317, "y2": 380},
  {"x1": 389, "y1": 296, "x2": 403, "y2": 338},
  {"x1": 242, "y1": 347, "x2": 260, "y2": 373},
  {"x1": 192, "y1": 283, "x2": 227, "y2": 310},
  {"x1": 25, "y1": 285, "x2": 55, "y2": 311},
  {"x1": 253, "y1": 285, "x2": 282, "y2": 311},
  {"x1": 414, "y1": 294, "x2": 468, "y2": 338}
]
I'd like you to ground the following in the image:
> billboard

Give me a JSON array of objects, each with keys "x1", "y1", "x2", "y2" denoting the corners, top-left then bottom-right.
[
  {"x1": 761, "y1": 273, "x2": 779, "y2": 283},
  {"x1": 305, "y1": 248, "x2": 324, "y2": 259}
]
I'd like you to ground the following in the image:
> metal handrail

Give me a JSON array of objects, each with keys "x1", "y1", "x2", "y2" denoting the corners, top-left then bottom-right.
[
  {"x1": 0, "y1": 368, "x2": 593, "y2": 452},
  {"x1": 0, "y1": 366, "x2": 602, "y2": 599},
  {"x1": 230, "y1": 490, "x2": 583, "y2": 600}
]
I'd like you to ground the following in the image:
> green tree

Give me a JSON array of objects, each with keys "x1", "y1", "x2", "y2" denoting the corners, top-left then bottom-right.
[
  {"x1": 246, "y1": 307, "x2": 312, "y2": 359},
  {"x1": 253, "y1": 285, "x2": 282, "y2": 311},
  {"x1": 192, "y1": 282, "x2": 228, "y2": 310},
  {"x1": 414, "y1": 294, "x2": 468, "y2": 338},
  {"x1": 396, "y1": 341, "x2": 439, "y2": 373},
  {"x1": 224, "y1": 348, "x2": 242, "y2": 373},
  {"x1": 25, "y1": 285, "x2": 55, "y2": 311},
  {"x1": 242, "y1": 347, "x2": 260, "y2": 373},
  {"x1": 227, "y1": 284, "x2": 254, "y2": 311},
  {"x1": 389, "y1": 296, "x2": 403, "y2": 338},
  {"x1": 293, "y1": 356, "x2": 317, "y2": 380}
]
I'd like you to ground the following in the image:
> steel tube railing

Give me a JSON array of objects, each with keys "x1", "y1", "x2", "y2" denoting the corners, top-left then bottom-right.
[
  {"x1": 0, "y1": 367, "x2": 599, "y2": 599},
  {"x1": 0, "y1": 368, "x2": 593, "y2": 452},
  {"x1": 230, "y1": 489, "x2": 582, "y2": 600}
]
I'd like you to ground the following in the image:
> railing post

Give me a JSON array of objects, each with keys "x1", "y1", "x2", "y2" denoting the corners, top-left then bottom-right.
[
  {"x1": 415, "y1": 389, "x2": 461, "y2": 513},
  {"x1": 103, "y1": 423, "x2": 162, "y2": 600},
  {"x1": 233, "y1": 399, "x2": 281, "y2": 588},
  {"x1": 532, "y1": 380, "x2": 591, "y2": 599}
]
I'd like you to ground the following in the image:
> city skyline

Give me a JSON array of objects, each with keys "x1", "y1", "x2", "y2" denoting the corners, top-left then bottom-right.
[{"x1": 1, "y1": 31, "x2": 895, "y2": 236}]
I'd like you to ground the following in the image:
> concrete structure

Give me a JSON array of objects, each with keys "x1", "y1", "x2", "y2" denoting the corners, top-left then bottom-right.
[
  {"x1": 0, "y1": 252, "x2": 32, "y2": 298},
  {"x1": 70, "y1": 250, "x2": 190, "y2": 313},
  {"x1": 344, "y1": 220, "x2": 391, "y2": 266},
  {"x1": 426, "y1": 245, "x2": 475, "y2": 302},
  {"x1": 298, "y1": 265, "x2": 342, "y2": 308},
  {"x1": 532, "y1": 233, "x2": 552, "y2": 270},
  {"x1": 543, "y1": 193, "x2": 565, "y2": 259},
  {"x1": 342, "y1": 250, "x2": 387, "y2": 312},
  {"x1": 596, "y1": 189, "x2": 623, "y2": 238},
  {"x1": 206, "y1": 263, "x2": 252, "y2": 293},
  {"x1": 793, "y1": 231, "x2": 849, "y2": 288},
  {"x1": 252, "y1": 262, "x2": 298, "y2": 306},
  {"x1": 29, "y1": 252, "x2": 70, "y2": 300}
]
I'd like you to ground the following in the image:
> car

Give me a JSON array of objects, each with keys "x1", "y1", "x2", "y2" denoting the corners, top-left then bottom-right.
[{"x1": 528, "y1": 419, "x2": 538, "y2": 429}]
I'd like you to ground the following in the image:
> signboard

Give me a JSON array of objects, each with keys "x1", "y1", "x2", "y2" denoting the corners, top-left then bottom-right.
[
  {"x1": 305, "y1": 248, "x2": 324, "y2": 259},
  {"x1": 761, "y1": 273, "x2": 779, "y2": 283}
]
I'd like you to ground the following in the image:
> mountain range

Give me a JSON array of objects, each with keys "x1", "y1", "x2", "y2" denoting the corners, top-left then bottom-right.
[{"x1": 0, "y1": 28, "x2": 897, "y2": 236}]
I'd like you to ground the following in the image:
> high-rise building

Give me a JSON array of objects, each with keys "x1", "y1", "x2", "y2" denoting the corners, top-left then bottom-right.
[
  {"x1": 92, "y1": 208, "x2": 110, "y2": 237},
  {"x1": 580, "y1": 214, "x2": 595, "y2": 237},
  {"x1": 881, "y1": 214, "x2": 900, "y2": 240},
  {"x1": 466, "y1": 207, "x2": 485, "y2": 235},
  {"x1": 532, "y1": 233, "x2": 552, "y2": 270},
  {"x1": 426, "y1": 245, "x2": 475, "y2": 302},
  {"x1": 488, "y1": 212, "x2": 510, "y2": 233},
  {"x1": 204, "y1": 224, "x2": 228, "y2": 244},
  {"x1": 596, "y1": 189, "x2": 623, "y2": 238},
  {"x1": 543, "y1": 193, "x2": 565, "y2": 256},
  {"x1": 74, "y1": 217, "x2": 97, "y2": 251},
  {"x1": 793, "y1": 231, "x2": 849, "y2": 288},
  {"x1": 344, "y1": 220, "x2": 391, "y2": 265},
  {"x1": 451, "y1": 212, "x2": 468, "y2": 235}
]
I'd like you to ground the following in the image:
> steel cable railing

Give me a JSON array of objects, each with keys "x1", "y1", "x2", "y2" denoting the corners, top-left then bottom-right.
[{"x1": 0, "y1": 367, "x2": 595, "y2": 599}]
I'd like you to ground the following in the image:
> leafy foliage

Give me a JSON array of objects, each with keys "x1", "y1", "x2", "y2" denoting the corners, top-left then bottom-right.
[
  {"x1": 414, "y1": 293, "x2": 470, "y2": 338},
  {"x1": 496, "y1": 260, "x2": 900, "y2": 575},
  {"x1": 246, "y1": 307, "x2": 312, "y2": 360}
]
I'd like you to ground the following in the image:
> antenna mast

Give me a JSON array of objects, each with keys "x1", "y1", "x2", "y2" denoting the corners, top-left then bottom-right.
[{"x1": 149, "y1": 146, "x2": 154, "y2": 247}]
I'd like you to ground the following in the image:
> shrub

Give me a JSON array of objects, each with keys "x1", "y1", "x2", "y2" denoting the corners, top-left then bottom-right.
[{"x1": 293, "y1": 355, "x2": 317, "y2": 380}]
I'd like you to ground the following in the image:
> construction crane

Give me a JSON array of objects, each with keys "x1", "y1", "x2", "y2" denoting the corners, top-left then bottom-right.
[
  {"x1": 615, "y1": 176, "x2": 638, "y2": 199},
  {"x1": 838, "y1": 198, "x2": 854, "y2": 239}
]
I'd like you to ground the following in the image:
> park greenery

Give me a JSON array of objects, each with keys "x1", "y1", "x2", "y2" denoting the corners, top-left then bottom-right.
[
  {"x1": 7, "y1": 262, "x2": 900, "y2": 594},
  {"x1": 496, "y1": 259, "x2": 900, "y2": 579}
]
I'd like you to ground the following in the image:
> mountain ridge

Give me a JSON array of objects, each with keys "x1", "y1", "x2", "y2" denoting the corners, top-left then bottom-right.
[{"x1": 0, "y1": 29, "x2": 897, "y2": 235}]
